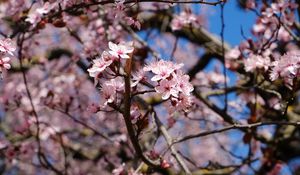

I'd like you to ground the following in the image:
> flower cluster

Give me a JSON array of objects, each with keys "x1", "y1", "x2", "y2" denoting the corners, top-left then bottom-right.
[
  {"x1": 87, "y1": 41, "x2": 133, "y2": 105},
  {"x1": 244, "y1": 53, "x2": 270, "y2": 72},
  {"x1": 270, "y1": 51, "x2": 300, "y2": 89},
  {"x1": 108, "y1": 41, "x2": 134, "y2": 59},
  {"x1": 252, "y1": 1, "x2": 297, "y2": 41},
  {"x1": 0, "y1": 38, "x2": 15, "y2": 73},
  {"x1": 25, "y1": 2, "x2": 56, "y2": 27},
  {"x1": 171, "y1": 10, "x2": 202, "y2": 31},
  {"x1": 101, "y1": 77, "x2": 124, "y2": 106},
  {"x1": 87, "y1": 41, "x2": 134, "y2": 81},
  {"x1": 87, "y1": 51, "x2": 113, "y2": 79},
  {"x1": 144, "y1": 60, "x2": 194, "y2": 112}
]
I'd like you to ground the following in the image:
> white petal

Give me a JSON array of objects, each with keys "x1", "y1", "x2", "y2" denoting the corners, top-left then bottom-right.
[
  {"x1": 2, "y1": 57, "x2": 10, "y2": 62},
  {"x1": 108, "y1": 42, "x2": 118, "y2": 51}
]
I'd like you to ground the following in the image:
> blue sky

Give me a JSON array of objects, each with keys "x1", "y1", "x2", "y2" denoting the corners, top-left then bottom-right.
[{"x1": 205, "y1": 0, "x2": 257, "y2": 46}]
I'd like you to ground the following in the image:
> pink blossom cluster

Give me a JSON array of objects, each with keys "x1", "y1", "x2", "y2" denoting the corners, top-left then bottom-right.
[
  {"x1": 87, "y1": 41, "x2": 133, "y2": 105},
  {"x1": 252, "y1": 1, "x2": 298, "y2": 41},
  {"x1": 144, "y1": 60, "x2": 194, "y2": 113},
  {"x1": 101, "y1": 77, "x2": 124, "y2": 106},
  {"x1": 244, "y1": 53, "x2": 271, "y2": 72},
  {"x1": 87, "y1": 41, "x2": 193, "y2": 113},
  {"x1": 270, "y1": 51, "x2": 300, "y2": 89},
  {"x1": 87, "y1": 41, "x2": 134, "y2": 80},
  {"x1": 0, "y1": 38, "x2": 15, "y2": 72},
  {"x1": 225, "y1": 40, "x2": 276, "y2": 73},
  {"x1": 25, "y1": 2, "x2": 56, "y2": 27},
  {"x1": 171, "y1": 9, "x2": 202, "y2": 31},
  {"x1": 108, "y1": 0, "x2": 141, "y2": 30},
  {"x1": 195, "y1": 71, "x2": 227, "y2": 86}
]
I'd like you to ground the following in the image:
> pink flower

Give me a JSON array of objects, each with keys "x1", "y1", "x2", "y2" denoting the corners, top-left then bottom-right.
[
  {"x1": 244, "y1": 54, "x2": 270, "y2": 72},
  {"x1": 108, "y1": 41, "x2": 134, "y2": 59},
  {"x1": 0, "y1": 57, "x2": 11, "y2": 71},
  {"x1": 25, "y1": 2, "x2": 56, "y2": 26},
  {"x1": 99, "y1": 77, "x2": 124, "y2": 105},
  {"x1": 171, "y1": 10, "x2": 201, "y2": 31},
  {"x1": 270, "y1": 51, "x2": 300, "y2": 88},
  {"x1": 131, "y1": 69, "x2": 147, "y2": 87},
  {"x1": 167, "y1": 94, "x2": 193, "y2": 114},
  {"x1": 87, "y1": 51, "x2": 113, "y2": 78},
  {"x1": 144, "y1": 60, "x2": 183, "y2": 81},
  {"x1": 195, "y1": 71, "x2": 227, "y2": 86},
  {"x1": 106, "y1": 77, "x2": 124, "y2": 92},
  {"x1": 225, "y1": 46, "x2": 241, "y2": 70},
  {"x1": 101, "y1": 83, "x2": 116, "y2": 106},
  {"x1": 277, "y1": 27, "x2": 291, "y2": 42},
  {"x1": 25, "y1": 13, "x2": 41, "y2": 26},
  {"x1": 36, "y1": 2, "x2": 54, "y2": 15},
  {"x1": 174, "y1": 71, "x2": 193, "y2": 95},
  {"x1": 252, "y1": 23, "x2": 265, "y2": 35},
  {"x1": 155, "y1": 79, "x2": 178, "y2": 100},
  {"x1": 0, "y1": 38, "x2": 15, "y2": 56},
  {"x1": 177, "y1": 93, "x2": 193, "y2": 111}
]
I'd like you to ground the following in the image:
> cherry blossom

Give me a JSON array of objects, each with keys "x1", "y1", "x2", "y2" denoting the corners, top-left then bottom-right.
[
  {"x1": 171, "y1": 9, "x2": 202, "y2": 31},
  {"x1": 131, "y1": 69, "x2": 147, "y2": 87},
  {"x1": 174, "y1": 70, "x2": 194, "y2": 95},
  {"x1": 169, "y1": 93, "x2": 193, "y2": 113},
  {"x1": 144, "y1": 60, "x2": 183, "y2": 81},
  {"x1": 101, "y1": 83, "x2": 117, "y2": 106},
  {"x1": 244, "y1": 54, "x2": 271, "y2": 72},
  {"x1": 0, "y1": 0, "x2": 299, "y2": 174},
  {"x1": 87, "y1": 51, "x2": 113, "y2": 78},
  {"x1": 155, "y1": 79, "x2": 178, "y2": 100},
  {"x1": 108, "y1": 41, "x2": 134, "y2": 59},
  {"x1": 0, "y1": 38, "x2": 15, "y2": 56},
  {"x1": 270, "y1": 51, "x2": 300, "y2": 88},
  {"x1": 106, "y1": 77, "x2": 124, "y2": 92},
  {"x1": 25, "y1": 2, "x2": 56, "y2": 26},
  {"x1": 0, "y1": 57, "x2": 11, "y2": 71}
]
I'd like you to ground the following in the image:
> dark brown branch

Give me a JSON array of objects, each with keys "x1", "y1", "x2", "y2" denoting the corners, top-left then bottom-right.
[
  {"x1": 139, "y1": 11, "x2": 231, "y2": 56},
  {"x1": 174, "y1": 121, "x2": 300, "y2": 144},
  {"x1": 193, "y1": 89, "x2": 236, "y2": 124},
  {"x1": 123, "y1": 56, "x2": 161, "y2": 169},
  {"x1": 188, "y1": 53, "x2": 221, "y2": 80}
]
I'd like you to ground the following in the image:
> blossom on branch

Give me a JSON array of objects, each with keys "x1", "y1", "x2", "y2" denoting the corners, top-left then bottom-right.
[
  {"x1": 0, "y1": 38, "x2": 15, "y2": 56},
  {"x1": 144, "y1": 59, "x2": 193, "y2": 113},
  {"x1": 144, "y1": 60, "x2": 183, "y2": 81},
  {"x1": 155, "y1": 79, "x2": 178, "y2": 100},
  {"x1": 0, "y1": 57, "x2": 11, "y2": 72},
  {"x1": 270, "y1": 51, "x2": 300, "y2": 88},
  {"x1": 171, "y1": 9, "x2": 203, "y2": 31},
  {"x1": 25, "y1": 2, "x2": 56, "y2": 27},
  {"x1": 108, "y1": 41, "x2": 134, "y2": 59},
  {"x1": 87, "y1": 51, "x2": 113, "y2": 78},
  {"x1": 0, "y1": 38, "x2": 15, "y2": 73},
  {"x1": 244, "y1": 54, "x2": 270, "y2": 72}
]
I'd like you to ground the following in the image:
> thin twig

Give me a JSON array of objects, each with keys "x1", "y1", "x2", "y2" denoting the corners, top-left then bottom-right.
[
  {"x1": 53, "y1": 108, "x2": 114, "y2": 143},
  {"x1": 152, "y1": 111, "x2": 192, "y2": 174},
  {"x1": 220, "y1": 2, "x2": 228, "y2": 112},
  {"x1": 17, "y1": 33, "x2": 63, "y2": 175},
  {"x1": 174, "y1": 121, "x2": 300, "y2": 144}
]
